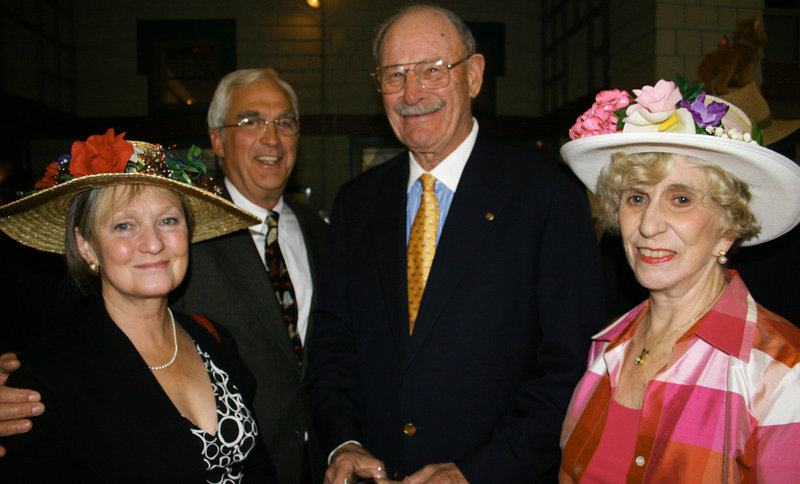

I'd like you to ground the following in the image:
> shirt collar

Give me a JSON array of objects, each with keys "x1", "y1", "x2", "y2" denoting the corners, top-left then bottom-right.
[
  {"x1": 693, "y1": 270, "x2": 755, "y2": 361},
  {"x1": 224, "y1": 178, "x2": 284, "y2": 226},
  {"x1": 407, "y1": 117, "x2": 479, "y2": 193},
  {"x1": 593, "y1": 270, "x2": 755, "y2": 362}
]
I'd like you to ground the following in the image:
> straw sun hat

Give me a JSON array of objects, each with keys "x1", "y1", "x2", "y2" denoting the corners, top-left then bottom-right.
[
  {"x1": 0, "y1": 129, "x2": 260, "y2": 253},
  {"x1": 719, "y1": 81, "x2": 800, "y2": 146},
  {"x1": 561, "y1": 76, "x2": 800, "y2": 247}
]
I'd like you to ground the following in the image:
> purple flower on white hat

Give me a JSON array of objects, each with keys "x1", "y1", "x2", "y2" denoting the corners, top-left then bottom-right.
[{"x1": 680, "y1": 91, "x2": 728, "y2": 129}]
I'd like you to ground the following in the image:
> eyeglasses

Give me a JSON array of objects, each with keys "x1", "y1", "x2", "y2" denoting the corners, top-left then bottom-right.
[
  {"x1": 219, "y1": 116, "x2": 299, "y2": 136},
  {"x1": 370, "y1": 56, "x2": 472, "y2": 94}
]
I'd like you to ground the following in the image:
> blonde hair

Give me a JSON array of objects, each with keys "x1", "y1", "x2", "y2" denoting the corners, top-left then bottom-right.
[{"x1": 595, "y1": 152, "x2": 760, "y2": 242}]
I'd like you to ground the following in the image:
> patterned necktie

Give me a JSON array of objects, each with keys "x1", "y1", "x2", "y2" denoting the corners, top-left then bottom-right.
[
  {"x1": 407, "y1": 174, "x2": 439, "y2": 334},
  {"x1": 265, "y1": 212, "x2": 302, "y2": 362}
]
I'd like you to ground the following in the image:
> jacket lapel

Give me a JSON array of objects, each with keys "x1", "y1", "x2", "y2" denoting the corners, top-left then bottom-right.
[
  {"x1": 285, "y1": 197, "x2": 324, "y2": 372},
  {"x1": 369, "y1": 158, "x2": 411, "y2": 356},
  {"x1": 213, "y1": 230, "x2": 302, "y2": 373},
  {"x1": 214, "y1": 180, "x2": 303, "y2": 374},
  {"x1": 87, "y1": 302, "x2": 204, "y2": 462}
]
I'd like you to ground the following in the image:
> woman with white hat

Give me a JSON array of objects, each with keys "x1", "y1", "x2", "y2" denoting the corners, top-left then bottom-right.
[
  {"x1": 559, "y1": 78, "x2": 800, "y2": 482},
  {"x1": 0, "y1": 129, "x2": 274, "y2": 482}
]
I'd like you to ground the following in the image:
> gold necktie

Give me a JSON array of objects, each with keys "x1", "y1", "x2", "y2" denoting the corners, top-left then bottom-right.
[{"x1": 407, "y1": 174, "x2": 439, "y2": 334}]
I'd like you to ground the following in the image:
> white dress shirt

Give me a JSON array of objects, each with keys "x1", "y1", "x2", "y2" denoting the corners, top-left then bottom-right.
[
  {"x1": 406, "y1": 117, "x2": 477, "y2": 194},
  {"x1": 224, "y1": 179, "x2": 313, "y2": 344},
  {"x1": 406, "y1": 118, "x2": 478, "y2": 242}
]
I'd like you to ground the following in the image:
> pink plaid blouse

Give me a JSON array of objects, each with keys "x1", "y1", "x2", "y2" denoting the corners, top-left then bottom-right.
[{"x1": 560, "y1": 271, "x2": 800, "y2": 483}]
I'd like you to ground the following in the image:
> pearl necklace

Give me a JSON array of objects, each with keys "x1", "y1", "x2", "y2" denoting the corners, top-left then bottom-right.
[{"x1": 148, "y1": 309, "x2": 178, "y2": 371}]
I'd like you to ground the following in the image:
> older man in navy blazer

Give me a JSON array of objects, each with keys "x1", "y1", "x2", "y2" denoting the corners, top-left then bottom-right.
[{"x1": 307, "y1": 5, "x2": 607, "y2": 484}]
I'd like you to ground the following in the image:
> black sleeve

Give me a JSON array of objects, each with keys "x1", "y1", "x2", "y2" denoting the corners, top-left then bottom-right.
[{"x1": 0, "y1": 364, "x2": 71, "y2": 481}]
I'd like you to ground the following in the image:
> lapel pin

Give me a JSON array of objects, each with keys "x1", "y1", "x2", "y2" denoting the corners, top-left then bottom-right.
[{"x1": 485, "y1": 212, "x2": 495, "y2": 221}]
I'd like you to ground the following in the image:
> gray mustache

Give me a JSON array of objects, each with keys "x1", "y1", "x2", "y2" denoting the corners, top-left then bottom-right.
[{"x1": 393, "y1": 100, "x2": 445, "y2": 116}]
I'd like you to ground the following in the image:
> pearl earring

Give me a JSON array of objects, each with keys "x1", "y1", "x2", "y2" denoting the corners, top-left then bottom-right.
[
  {"x1": 89, "y1": 261, "x2": 99, "y2": 274},
  {"x1": 717, "y1": 250, "x2": 728, "y2": 265}
]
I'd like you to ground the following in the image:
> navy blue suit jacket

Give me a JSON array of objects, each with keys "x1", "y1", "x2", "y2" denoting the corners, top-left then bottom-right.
[{"x1": 308, "y1": 132, "x2": 607, "y2": 482}]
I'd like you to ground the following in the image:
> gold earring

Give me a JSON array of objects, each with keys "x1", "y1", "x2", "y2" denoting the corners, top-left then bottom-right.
[
  {"x1": 88, "y1": 261, "x2": 99, "y2": 274},
  {"x1": 717, "y1": 250, "x2": 728, "y2": 265}
]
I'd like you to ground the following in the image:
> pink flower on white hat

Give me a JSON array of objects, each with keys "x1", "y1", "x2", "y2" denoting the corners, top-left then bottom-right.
[{"x1": 568, "y1": 89, "x2": 631, "y2": 140}]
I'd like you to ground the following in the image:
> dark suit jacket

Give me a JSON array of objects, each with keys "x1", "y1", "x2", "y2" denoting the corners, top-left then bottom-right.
[
  {"x1": 308, "y1": 133, "x2": 608, "y2": 483},
  {"x1": 172, "y1": 188, "x2": 328, "y2": 484},
  {"x1": 0, "y1": 303, "x2": 274, "y2": 483}
]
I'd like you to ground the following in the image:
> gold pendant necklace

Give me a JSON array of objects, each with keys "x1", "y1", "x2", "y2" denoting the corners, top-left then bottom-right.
[
  {"x1": 633, "y1": 284, "x2": 727, "y2": 366},
  {"x1": 634, "y1": 314, "x2": 703, "y2": 367},
  {"x1": 633, "y1": 282, "x2": 726, "y2": 367},
  {"x1": 634, "y1": 347, "x2": 650, "y2": 366}
]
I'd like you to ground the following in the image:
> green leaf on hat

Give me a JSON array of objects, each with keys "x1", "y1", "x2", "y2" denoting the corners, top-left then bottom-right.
[
  {"x1": 614, "y1": 105, "x2": 629, "y2": 131},
  {"x1": 675, "y1": 73, "x2": 704, "y2": 103},
  {"x1": 187, "y1": 145, "x2": 203, "y2": 161},
  {"x1": 752, "y1": 118, "x2": 764, "y2": 146}
]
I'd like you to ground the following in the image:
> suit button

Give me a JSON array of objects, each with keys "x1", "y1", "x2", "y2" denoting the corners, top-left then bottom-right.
[
  {"x1": 403, "y1": 423, "x2": 417, "y2": 436},
  {"x1": 292, "y1": 429, "x2": 302, "y2": 439}
]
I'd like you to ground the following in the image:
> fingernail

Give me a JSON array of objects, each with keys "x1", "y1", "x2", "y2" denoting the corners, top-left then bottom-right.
[
  {"x1": 31, "y1": 404, "x2": 44, "y2": 415},
  {"x1": 27, "y1": 392, "x2": 41, "y2": 402},
  {"x1": 17, "y1": 420, "x2": 32, "y2": 432}
]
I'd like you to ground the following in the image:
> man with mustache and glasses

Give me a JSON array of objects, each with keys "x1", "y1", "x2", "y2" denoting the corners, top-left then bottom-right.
[
  {"x1": 307, "y1": 5, "x2": 606, "y2": 484},
  {"x1": 0, "y1": 68, "x2": 328, "y2": 484}
]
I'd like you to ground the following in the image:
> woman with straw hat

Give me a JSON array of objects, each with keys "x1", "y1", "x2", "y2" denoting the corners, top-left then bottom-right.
[
  {"x1": 559, "y1": 77, "x2": 800, "y2": 482},
  {"x1": 0, "y1": 129, "x2": 275, "y2": 482}
]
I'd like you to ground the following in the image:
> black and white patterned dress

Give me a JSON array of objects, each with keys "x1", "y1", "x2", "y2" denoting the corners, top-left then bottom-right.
[{"x1": 190, "y1": 343, "x2": 259, "y2": 484}]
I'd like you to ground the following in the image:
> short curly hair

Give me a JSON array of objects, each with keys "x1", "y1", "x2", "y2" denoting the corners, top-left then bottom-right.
[{"x1": 595, "y1": 152, "x2": 760, "y2": 243}]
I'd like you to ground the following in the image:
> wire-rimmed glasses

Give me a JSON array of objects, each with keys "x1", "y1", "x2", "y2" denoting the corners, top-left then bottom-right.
[
  {"x1": 370, "y1": 56, "x2": 472, "y2": 94},
  {"x1": 218, "y1": 116, "x2": 299, "y2": 136}
]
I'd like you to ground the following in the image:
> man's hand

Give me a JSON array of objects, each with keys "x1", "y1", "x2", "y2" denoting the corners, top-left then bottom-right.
[
  {"x1": 0, "y1": 352, "x2": 44, "y2": 457},
  {"x1": 325, "y1": 442, "x2": 389, "y2": 484},
  {"x1": 404, "y1": 463, "x2": 468, "y2": 484}
]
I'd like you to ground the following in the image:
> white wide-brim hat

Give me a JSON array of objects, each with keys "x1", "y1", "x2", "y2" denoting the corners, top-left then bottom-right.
[{"x1": 561, "y1": 82, "x2": 800, "y2": 246}]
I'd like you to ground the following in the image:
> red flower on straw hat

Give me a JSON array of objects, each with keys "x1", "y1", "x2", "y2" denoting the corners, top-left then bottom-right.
[
  {"x1": 34, "y1": 128, "x2": 133, "y2": 189},
  {"x1": 69, "y1": 128, "x2": 133, "y2": 178},
  {"x1": 35, "y1": 160, "x2": 62, "y2": 189}
]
